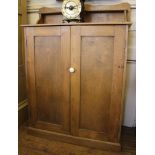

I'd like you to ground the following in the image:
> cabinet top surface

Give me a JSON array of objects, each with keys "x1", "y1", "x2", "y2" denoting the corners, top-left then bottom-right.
[{"x1": 22, "y1": 22, "x2": 131, "y2": 27}]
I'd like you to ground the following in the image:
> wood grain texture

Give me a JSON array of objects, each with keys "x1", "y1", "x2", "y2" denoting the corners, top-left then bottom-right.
[
  {"x1": 35, "y1": 36, "x2": 62, "y2": 124},
  {"x1": 25, "y1": 26, "x2": 71, "y2": 133},
  {"x1": 108, "y1": 25, "x2": 127, "y2": 142},
  {"x1": 35, "y1": 3, "x2": 131, "y2": 24},
  {"x1": 22, "y1": 22, "x2": 131, "y2": 27},
  {"x1": 24, "y1": 2, "x2": 130, "y2": 148},
  {"x1": 18, "y1": 0, "x2": 28, "y2": 127},
  {"x1": 80, "y1": 35, "x2": 114, "y2": 137},
  {"x1": 18, "y1": 0, "x2": 27, "y2": 103},
  {"x1": 19, "y1": 125, "x2": 136, "y2": 155},
  {"x1": 27, "y1": 0, "x2": 136, "y2": 132},
  {"x1": 70, "y1": 25, "x2": 127, "y2": 143},
  {"x1": 24, "y1": 24, "x2": 129, "y2": 150},
  {"x1": 70, "y1": 26, "x2": 81, "y2": 136},
  {"x1": 18, "y1": 103, "x2": 28, "y2": 127},
  {"x1": 27, "y1": 127, "x2": 121, "y2": 151}
]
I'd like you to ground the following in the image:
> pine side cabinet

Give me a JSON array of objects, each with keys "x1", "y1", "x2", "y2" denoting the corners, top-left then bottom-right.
[{"x1": 23, "y1": 3, "x2": 131, "y2": 151}]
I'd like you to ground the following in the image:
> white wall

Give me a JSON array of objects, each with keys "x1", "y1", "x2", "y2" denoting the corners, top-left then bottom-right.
[
  {"x1": 123, "y1": 62, "x2": 136, "y2": 127},
  {"x1": 26, "y1": 0, "x2": 136, "y2": 127}
]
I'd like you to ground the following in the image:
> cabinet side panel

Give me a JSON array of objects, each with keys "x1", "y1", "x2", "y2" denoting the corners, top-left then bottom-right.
[{"x1": 108, "y1": 25, "x2": 127, "y2": 142}]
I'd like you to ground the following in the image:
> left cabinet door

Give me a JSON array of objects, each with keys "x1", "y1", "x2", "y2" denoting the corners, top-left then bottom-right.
[{"x1": 25, "y1": 26, "x2": 71, "y2": 134}]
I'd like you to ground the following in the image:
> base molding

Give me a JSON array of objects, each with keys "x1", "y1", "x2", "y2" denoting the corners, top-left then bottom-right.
[
  {"x1": 28, "y1": 127, "x2": 121, "y2": 151},
  {"x1": 18, "y1": 100, "x2": 28, "y2": 127},
  {"x1": 18, "y1": 99, "x2": 28, "y2": 110}
]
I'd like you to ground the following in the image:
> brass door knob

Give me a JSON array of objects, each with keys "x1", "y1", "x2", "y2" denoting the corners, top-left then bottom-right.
[{"x1": 69, "y1": 67, "x2": 75, "y2": 73}]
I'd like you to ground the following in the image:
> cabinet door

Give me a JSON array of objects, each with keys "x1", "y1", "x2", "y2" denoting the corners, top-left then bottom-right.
[
  {"x1": 71, "y1": 26, "x2": 127, "y2": 142},
  {"x1": 25, "y1": 26, "x2": 71, "y2": 134}
]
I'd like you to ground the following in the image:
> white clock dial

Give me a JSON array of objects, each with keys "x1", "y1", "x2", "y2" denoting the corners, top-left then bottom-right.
[{"x1": 62, "y1": 0, "x2": 82, "y2": 20}]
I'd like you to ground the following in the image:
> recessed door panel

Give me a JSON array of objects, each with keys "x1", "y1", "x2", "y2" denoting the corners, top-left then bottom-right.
[
  {"x1": 80, "y1": 36, "x2": 114, "y2": 133},
  {"x1": 35, "y1": 36, "x2": 62, "y2": 124}
]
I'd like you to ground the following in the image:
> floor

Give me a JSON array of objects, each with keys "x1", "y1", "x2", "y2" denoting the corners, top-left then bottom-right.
[{"x1": 19, "y1": 125, "x2": 136, "y2": 155}]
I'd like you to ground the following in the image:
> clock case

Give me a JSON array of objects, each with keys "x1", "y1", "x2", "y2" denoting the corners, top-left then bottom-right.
[{"x1": 62, "y1": 0, "x2": 85, "y2": 23}]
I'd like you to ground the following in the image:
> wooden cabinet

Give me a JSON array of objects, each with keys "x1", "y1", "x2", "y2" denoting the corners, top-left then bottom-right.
[{"x1": 23, "y1": 3, "x2": 131, "y2": 151}]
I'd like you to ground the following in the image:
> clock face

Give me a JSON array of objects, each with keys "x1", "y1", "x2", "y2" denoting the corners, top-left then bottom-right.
[{"x1": 62, "y1": 0, "x2": 82, "y2": 20}]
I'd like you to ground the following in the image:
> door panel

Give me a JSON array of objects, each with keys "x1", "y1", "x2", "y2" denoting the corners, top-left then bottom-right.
[
  {"x1": 80, "y1": 36, "x2": 114, "y2": 133},
  {"x1": 25, "y1": 26, "x2": 71, "y2": 133},
  {"x1": 35, "y1": 36, "x2": 62, "y2": 124},
  {"x1": 71, "y1": 26, "x2": 127, "y2": 142}
]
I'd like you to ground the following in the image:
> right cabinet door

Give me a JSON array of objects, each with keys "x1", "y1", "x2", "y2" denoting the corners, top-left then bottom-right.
[{"x1": 71, "y1": 25, "x2": 127, "y2": 142}]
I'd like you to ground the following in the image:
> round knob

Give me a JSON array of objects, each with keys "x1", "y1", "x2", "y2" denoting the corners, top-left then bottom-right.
[{"x1": 69, "y1": 67, "x2": 75, "y2": 73}]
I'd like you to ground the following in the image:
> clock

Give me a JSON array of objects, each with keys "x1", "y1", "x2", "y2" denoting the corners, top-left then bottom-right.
[{"x1": 62, "y1": 0, "x2": 84, "y2": 22}]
